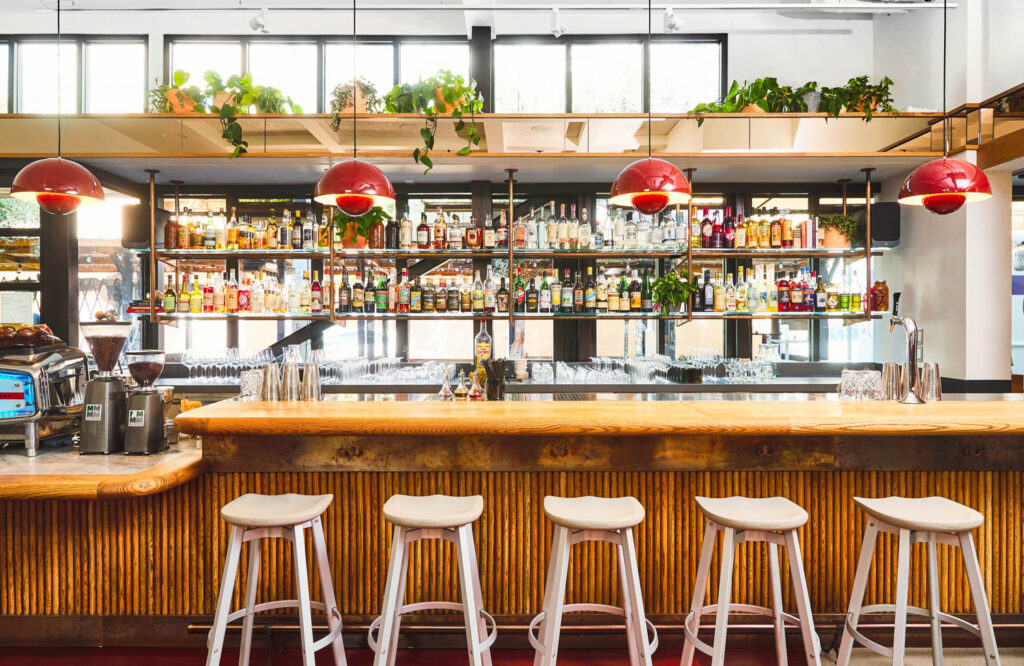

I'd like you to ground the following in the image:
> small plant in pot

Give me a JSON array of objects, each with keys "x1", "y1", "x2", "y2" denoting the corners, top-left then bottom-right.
[
  {"x1": 797, "y1": 81, "x2": 821, "y2": 113},
  {"x1": 147, "y1": 70, "x2": 203, "y2": 113},
  {"x1": 651, "y1": 270, "x2": 698, "y2": 315},
  {"x1": 329, "y1": 77, "x2": 383, "y2": 132},
  {"x1": 817, "y1": 213, "x2": 859, "y2": 249},
  {"x1": 384, "y1": 70, "x2": 484, "y2": 173},
  {"x1": 335, "y1": 206, "x2": 392, "y2": 248},
  {"x1": 204, "y1": 71, "x2": 303, "y2": 157}
]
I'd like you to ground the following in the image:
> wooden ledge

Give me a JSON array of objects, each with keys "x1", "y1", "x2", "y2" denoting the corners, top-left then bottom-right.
[{"x1": 0, "y1": 448, "x2": 205, "y2": 500}]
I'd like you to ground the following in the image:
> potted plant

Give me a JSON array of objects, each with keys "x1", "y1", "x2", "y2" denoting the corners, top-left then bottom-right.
[
  {"x1": 383, "y1": 70, "x2": 484, "y2": 173},
  {"x1": 841, "y1": 75, "x2": 897, "y2": 120},
  {"x1": 334, "y1": 206, "x2": 392, "y2": 248},
  {"x1": 817, "y1": 213, "x2": 858, "y2": 249},
  {"x1": 690, "y1": 78, "x2": 806, "y2": 123},
  {"x1": 205, "y1": 72, "x2": 303, "y2": 157},
  {"x1": 797, "y1": 81, "x2": 821, "y2": 113},
  {"x1": 329, "y1": 78, "x2": 383, "y2": 131},
  {"x1": 651, "y1": 270, "x2": 698, "y2": 315},
  {"x1": 147, "y1": 70, "x2": 203, "y2": 113}
]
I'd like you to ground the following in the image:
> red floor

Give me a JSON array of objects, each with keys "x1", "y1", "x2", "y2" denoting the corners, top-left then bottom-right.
[{"x1": 0, "y1": 647, "x2": 796, "y2": 665}]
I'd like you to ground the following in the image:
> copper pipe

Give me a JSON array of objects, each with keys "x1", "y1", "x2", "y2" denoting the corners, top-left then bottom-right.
[{"x1": 146, "y1": 169, "x2": 159, "y2": 320}]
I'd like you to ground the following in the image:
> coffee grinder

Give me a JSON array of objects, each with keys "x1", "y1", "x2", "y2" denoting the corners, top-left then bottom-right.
[
  {"x1": 79, "y1": 321, "x2": 131, "y2": 454},
  {"x1": 124, "y1": 350, "x2": 166, "y2": 454}
]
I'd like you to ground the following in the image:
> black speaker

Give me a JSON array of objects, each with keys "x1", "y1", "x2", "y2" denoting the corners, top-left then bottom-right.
[
  {"x1": 121, "y1": 204, "x2": 170, "y2": 249},
  {"x1": 853, "y1": 202, "x2": 901, "y2": 248}
]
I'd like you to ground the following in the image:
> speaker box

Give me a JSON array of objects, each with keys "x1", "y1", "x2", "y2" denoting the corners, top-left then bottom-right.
[
  {"x1": 853, "y1": 202, "x2": 901, "y2": 248},
  {"x1": 121, "y1": 204, "x2": 171, "y2": 249}
]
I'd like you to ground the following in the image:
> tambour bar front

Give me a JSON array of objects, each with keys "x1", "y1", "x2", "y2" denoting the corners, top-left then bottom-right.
[{"x1": 1, "y1": 1, "x2": 1023, "y2": 665}]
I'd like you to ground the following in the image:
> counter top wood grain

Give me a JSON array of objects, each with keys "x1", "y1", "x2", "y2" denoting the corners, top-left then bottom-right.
[{"x1": 174, "y1": 398, "x2": 1024, "y2": 437}]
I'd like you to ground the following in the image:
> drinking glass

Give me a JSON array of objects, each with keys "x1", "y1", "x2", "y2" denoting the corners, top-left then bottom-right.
[
  {"x1": 181, "y1": 349, "x2": 197, "y2": 382},
  {"x1": 240, "y1": 369, "x2": 263, "y2": 401},
  {"x1": 882, "y1": 362, "x2": 901, "y2": 400},
  {"x1": 921, "y1": 362, "x2": 942, "y2": 401}
]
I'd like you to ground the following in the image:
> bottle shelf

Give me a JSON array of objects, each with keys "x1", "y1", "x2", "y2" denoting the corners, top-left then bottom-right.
[
  {"x1": 690, "y1": 311, "x2": 881, "y2": 320},
  {"x1": 152, "y1": 312, "x2": 332, "y2": 322},
  {"x1": 691, "y1": 248, "x2": 881, "y2": 259},
  {"x1": 145, "y1": 310, "x2": 882, "y2": 322}
]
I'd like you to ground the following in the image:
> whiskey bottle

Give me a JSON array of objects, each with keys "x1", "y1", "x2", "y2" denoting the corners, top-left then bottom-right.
[
  {"x1": 416, "y1": 212, "x2": 431, "y2": 249},
  {"x1": 526, "y1": 277, "x2": 539, "y2": 313}
]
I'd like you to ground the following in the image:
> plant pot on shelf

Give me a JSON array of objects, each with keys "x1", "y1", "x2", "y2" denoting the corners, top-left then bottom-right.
[
  {"x1": 802, "y1": 91, "x2": 821, "y2": 113},
  {"x1": 167, "y1": 89, "x2": 196, "y2": 113},
  {"x1": 821, "y1": 228, "x2": 851, "y2": 249},
  {"x1": 340, "y1": 222, "x2": 368, "y2": 249},
  {"x1": 214, "y1": 91, "x2": 236, "y2": 109},
  {"x1": 338, "y1": 87, "x2": 368, "y2": 115},
  {"x1": 434, "y1": 88, "x2": 465, "y2": 114},
  {"x1": 741, "y1": 103, "x2": 766, "y2": 113}
]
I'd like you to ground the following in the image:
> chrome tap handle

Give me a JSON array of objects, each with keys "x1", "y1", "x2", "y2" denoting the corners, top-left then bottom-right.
[{"x1": 889, "y1": 292, "x2": 902, "y2": 332}]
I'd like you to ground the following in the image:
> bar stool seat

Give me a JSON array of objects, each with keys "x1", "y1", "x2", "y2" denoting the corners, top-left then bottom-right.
[
  {"x1": 383, "y1": 493, "x2": 484, "y2": 528},
  {"x1": 543, "y1": 495, "x2": 645, "y2": 530},
  {"x1": 854, "y1": 495, "x2": 984, "y2": 532},
  {"x1": 695, "y1": 495, "x2": 809, "y2": 531},
  {"x1": 221, "y1": 493, "x2": 334, "y2": 527}
]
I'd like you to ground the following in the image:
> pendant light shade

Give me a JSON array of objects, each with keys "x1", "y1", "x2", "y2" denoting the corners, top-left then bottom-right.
[
  {"x1": 313, "y1": 159, "x2": 395, "y2": 216},
  {"x1": 610, "y1": 158, "x2": 691, "y2": 215},
  {"x1": 897, "y1": 158, "x2": 991, "y2": 215},
  {"x1": 11, "y1": 157, "x2": 105, "y2": 216}
]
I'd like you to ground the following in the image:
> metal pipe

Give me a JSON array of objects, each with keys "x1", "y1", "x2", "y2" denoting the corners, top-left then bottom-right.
[{"x1": 146, "y1": 169, "x2": 159, "y2": 321}]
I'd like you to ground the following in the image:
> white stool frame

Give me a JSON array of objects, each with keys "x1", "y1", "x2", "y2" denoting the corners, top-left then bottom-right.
[
  {"x1": 530, "y1": 525, "x2": 658, "y2": 666},
  {"x1": 680, "y1": 520, "x2": 821, "y2": 666},
  {"x1": 206, "y1": 515, "x2": 346, "y2": 666},
  {"x1": 368, "y1": 523, "x2": 497, "y2": 666},
  {"x1": 836, "y1": 517, "x2": 1001, "y2": 666}
]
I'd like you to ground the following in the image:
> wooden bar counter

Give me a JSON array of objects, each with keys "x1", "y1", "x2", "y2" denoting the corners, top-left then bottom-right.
[{"x1": 1, "y1": 394, "x2": 1022, "y2": 648}]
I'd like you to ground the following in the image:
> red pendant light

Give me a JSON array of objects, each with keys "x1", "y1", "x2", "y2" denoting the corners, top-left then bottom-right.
[
  {"x1": 313, "y1": 0, "x2": 394, "y2": 216},
  {"x1": 609, "y1": 0, "x2": 690, "y2": 216},
  {"x1": 610, "y1": 158, "x2": 691, "y2": 215},
  {"x1": 12, "y1": 158, "x2": 104, "y2": 215},
  {"x1": 898, "y1": 0, "x2": 990, "y2": 215},
  {"x1": 11, "y1": 0, "x2": 103, "y2": 217}
]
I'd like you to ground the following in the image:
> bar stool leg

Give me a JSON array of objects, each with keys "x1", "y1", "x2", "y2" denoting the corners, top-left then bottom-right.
[
  {"x1": 238, "y1": 537, "x2": 262, "y2": 666},
  {"x1": 620, "y1": 528, "x2": 653, "y2": 666},
  {"x1": 291, "y1": 525, "x2": 316, "y2": 666},
  {"x1": 710, "y1": 527, "x2": 737, "y2": 666},
  {"x1": 311, "y1": 517, "x2": 348, "y2": 666},
  {"x1": 892, "y1": 528, "x2": 913, "y2": 666},
  {"x1": 373, "y1": 526, "x2": 408, "y2": 666},
  {"x1": 534, "y1": 524, "x2": 571, "y2": 666},
  {"x1": 464, "y1": 525, "x2": 494, "y2": 666},
  {"x1": 783, "y1": 530, "x2": 820, "y2": 666},
  {"x1": 456, "y1": 524, "x2": 486, "y2": 666},
  {"x1": 768, "y1": 543, "x2": 789, "y2": 666},
  {"x1": 958, "y1": 532, "x2": 1001, "y2": 666},
  {"x1": 836, "y1": 520, "x2": 879, "y2": 666},
  {"x1": 680, "y1": 521, "x2": 718, "y2": 666},
  {"x1": 207, "y1": 525, "x2": 244, "y2": 666},
  {"x1": 617, "y1": 542, "x2": 641, "y2": 666},
  {"x1": 926, "y1": 541, "x2": 944, "y2": 666}
]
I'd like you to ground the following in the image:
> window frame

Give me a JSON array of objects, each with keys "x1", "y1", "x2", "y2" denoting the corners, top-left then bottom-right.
[
  {"x1": 493, "y1": 33, "x2": 727, "y2": 114},
  {"x1": 0, "y1": 35, "x2": 149, "y2": 114}
]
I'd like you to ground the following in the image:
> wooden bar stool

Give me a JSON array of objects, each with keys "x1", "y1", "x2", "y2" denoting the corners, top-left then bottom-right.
[
  {"x1": 836, "y1": 496, "x2": 1001, "y2": 666},
  {"x1": 529, "y1": 495, "x2": 658, "y2": 666},
  {"x1": 206, "y1": 493, "x2": 346, "y2": 666},
  {"x1": 681, "y1": 496, "x2": 821, "y2": 666},
  {"x1": 369, "y1": 494, "x2": 497, "y2": 666}
]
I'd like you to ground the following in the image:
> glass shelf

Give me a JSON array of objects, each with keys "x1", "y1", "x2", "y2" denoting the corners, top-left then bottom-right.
[
  {"x1": 690, "y1": 312, "x2": 880, "y2": 320},
  {"x1": 691, "y1": 248, "x2": 880, "y2": 259}
]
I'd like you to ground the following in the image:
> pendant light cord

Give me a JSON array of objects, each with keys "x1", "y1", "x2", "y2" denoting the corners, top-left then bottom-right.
[
  {"x1": 56, "y1": 0, "x2": 62, "y2": 158},
  {"x1": 942, "y1": 0, "x2": 948, "y2": 158},
  {"x1": 647, "y1": 0, "x2": 652, "y2": 160},
  {"x1": 352, "y1": 0, "x2": 357, "y2": 158}
]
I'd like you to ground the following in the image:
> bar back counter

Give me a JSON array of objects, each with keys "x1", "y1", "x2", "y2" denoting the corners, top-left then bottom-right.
[{"x1": 1, "y1": 394, "x2": 1022, "y2": 651}]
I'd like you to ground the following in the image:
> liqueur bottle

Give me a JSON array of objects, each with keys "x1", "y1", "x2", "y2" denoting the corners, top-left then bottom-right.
[
  {"x1": 474, "y1": 321, "x2": 492, "y2": 374},
  {"x1": 584, "y1": 266, "x2": 597, "y2": 313},
  {"x1": 496, "y1": 278, "x2": 509, "y2": 313},
  {"x1": 433, "y1": 207, "x2": 447, "y2": 250},
  {"x1": 513, "y1": 267, "x2": 527, "y2": 312},
  {"x1": 416, "y1": 213, "x2": 431, "y2": 249}
]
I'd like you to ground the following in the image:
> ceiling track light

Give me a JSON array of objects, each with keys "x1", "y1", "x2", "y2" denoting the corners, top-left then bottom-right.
[
  {"x1": 664, "y1": 7, "x2": 680, "y2": 33},
  {"x1": 550, "y1": 8, "x2": 567, "y2": 38},
  {"x1": 249, "y1": 7, "x2": 269, "y2": 33}
]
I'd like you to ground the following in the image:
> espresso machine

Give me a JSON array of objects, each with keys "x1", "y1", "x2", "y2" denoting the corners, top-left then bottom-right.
[
  {"x1": 124, "y1": 350, "x2": 167, "y2": 454},
  {"x1": 79, "y1": 321, "x2": 131, "y2": 454}
]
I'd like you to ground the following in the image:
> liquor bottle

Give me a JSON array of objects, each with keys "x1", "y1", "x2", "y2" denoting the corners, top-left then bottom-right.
[
  {"x1": 368, "y1": 211, "x2": 385, "y2": 249},
  {"x1": 790, "y1": 270, "x2": 803, "y2": 311},
  {"x1": 164, "y1": 213, "x2": 179, "y2": 250},
  {"x1": 513, "y1": 267, "x2": 527, "y2": 312},
  {"x1": 458, "y1": 276, "x2": 471, "y2": 312},
  {"x1": 827, "y1": 282, "x2": 840, "y2": 312},
  {"x1": 215, "y1": 210, "x2": 228, "y2": 249},
  {"x1": 629, "y1": 270, "x2": 642, "y2": 312},
  {"x1": 607, "y1": 273, "x2": 620, "y2": 312},
  {"x1": 237, "y1": 275, "x2": 251, "y2": 312},
  {"x1": 557, "y1": 204, "x2": 569, "y2": 249},
  {"x1": 484, "y1": 266, "x2": 496, "y2": 313},
  {"x1": 223, "y1": 271, "x2": 237, "y2": 313},
  {"x1": 399, "y1": 213, "x2": 413, "y2": 249},
  {"x1": 815, "y1": 274, "x2": 827, "y2": 312},
  {"x1": 701, "y1": 207, "x2": 713, "y2": 249},
  {"x1": 513, "y1": 215, "x2": 528, "y2": 249},
  {"x1": 688, "y1": 209, "x2": 701, "y2": 250},
  {"x1": 350, "y1": 273, "x2": 364, "y2": 311},
  {"x1": 496, "y1": 210, "x2": 509, "y2": 249},
  {"x1": 277, "y1": 210, "x2": 291, "y2": 249},
  {"x1": 416, "y1": 213, "x2": 431, "y2": 249},
  {"x1": 561, "y1": 269, "x2": 574, "y2": 314},
  {"x1": 539, "y1": 271, "x2": 552, "y2": 312},
  {"x1": 362, "y1": 273, "x2": 376, "y2": 313},
  {"x1": 190, "y1": 212, "x2": 204, "y2": 249},
  {"x1": 290, "y1": 210, "x2": 303, "y2": 249},
  {"x1": 702, "y1": 269, "x2": 714, "y2": 312},
  {"x1": 781, "y1": 209, "x2": 793, "y2": 249},
  {"x1": 624, "y1": 212, "x2": 638, "y2": 249},
  {"x1": 435, "y1": 280, "x2": 448, "y2": 313},
  {"x1": 640, "y1": 268, "x2": 653, "y2": 313},
  {"x1": 647, "y1": 214, "x2": 660, "y2": 247},
  {"x1": 713, "y1": 272, "x2": 725, "y2": 312},
  {"x1": 736, "y1": 266, "x2": 748, "y2": 311},
  {"x1": 451, "y1": 277, "x2": 464, "y2": 312},
  {"x1": 661, "y1": 212, "x2": 675, "y2": 248},
  {"x1": 176, "y1": 209, "x2": 191, "y2": 249},
  {"x1": 546, "y1": 203, "x2": 559, "y2": 249},
  {"x1": 746, "y1": 269, "x2": 758, "y2": 312},
  {"x1": 777, "y1": 271, "x2": 791, "y2": 312},
  {"x1": 802, "y1": 270, "x2": 815, "y2": 312},
  {"x1": 453, "y1": 371, "x2": 469, "y2": 401},
  {"x1": 397, "y1": 268, "x2": 411, "y2": 313},
  {"x1": 433, "y1": 208, "x2": 447, "y2": 250},
  {"x1": 613, "y1": 211, "x2": 625, "y2": 249},
  {"x1": 724, "y1": 272, "x2": 736, "y2": 312},
  {"x1": 465, "y1": 215, "x2": 482, "y2": 250},
  {"x1": 175, "y1": 275, "x2": 190, "y2": 313},
  {"x1": 596, "y1": 271, "x2": 608, "y2": 312},
  {"x1": 734, "y1": 213, "x2": 746, "y2": 249},
  {"x1": 189, "y1": 276, "x2": 203, "y2": 313},
  {"x1": 448, "y1": 213, "x2": 464, "y2": 250},
  {"x1": 202, "y1": 277, "x2": 214, "y2": 313},
  {"x1": 417, "y1": 278, "x2": 431, "y2": 312},
  {"x1": 770, "y1": 209, "x2": 782, "y2": 249},
  {"x1": 758, "y1": 211, "x2": 771, "y2": 249},
  {"x1": 296, "y1": 271, "x2": 310, "y2": 313},
  {"x1": 266, "y1": 210, "x2": 279, "y2": 250},
  {"x1": 592, "y1": 210, "x2": 605, "y2": 249},
  {"x1": 584, "y1": 266, "x2": 597, "y2": 313},
  {"x1": 525, "y1": 209, "x2": 539, "y2": 249},
  {"x1": 474, "y1": 321, "x2": 492, "y2": 373},
  {"x1": 691, "y1": 272, "x2": 703, "y2": 313},
  {"x1": 483, "y1": 214, "x2": 496, "y2": 250},
  {"x1": 337, "y1": 267, "x2": 351, "y2": 313},
  {"x1": 526, "y1": 277, "x2": 539, "y2": 313},
  {"x1": 385, "y1": 213, "x2": 400, "y2": 249},
  {"x1": 162, "y1": 278, "x2": 176, "y2": 312},
  {"x1": 385, "y1": 271, "x2": 398, "y2": 313},
  {"x1": 711, "y1": 210, "x2": 724, "y2": 249},
  {"x1": 472, "y1": 270, "x2": 485, "y2": 313},
  {"x1": 570, "y1": 271, "x2": 583, "y2": 313},
  {"x1": 745, "y1": 213, "x2": 757, "y2": 249},
  {"x1": 723, "y1": 208, "x2": 735, "y2": 248},
  {"x1": 304, "y1": 270, "x2": 320, "y2": 313},
  {"x1": 568, "y1": 205, "x2": 580, "y2": 249},
  {"x1": 766, "y1": 267, "x2": 778, "y2": 312},
  {"x1": 496, "y1": 278, "x2": 509, "y2": 313}
]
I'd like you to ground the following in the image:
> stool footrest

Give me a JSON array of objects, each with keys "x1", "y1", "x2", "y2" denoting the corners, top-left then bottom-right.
[
  {"x1": 368, "y1": 601, "x2": 497, "y2": 654},
  {"x1": 210, "y1": 600, "x2": 340, "y2": 653},
  {"x1": 528, "y1": 605, "x2": 659, "y2": 657},
  {"x1": 683, "y1": 605, "x2": 801, "y2": 659}
]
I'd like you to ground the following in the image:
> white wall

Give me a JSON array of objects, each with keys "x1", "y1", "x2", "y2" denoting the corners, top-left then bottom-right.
[{"x1": 980, "y1": 0, "x2": 1024, "y2": 101}]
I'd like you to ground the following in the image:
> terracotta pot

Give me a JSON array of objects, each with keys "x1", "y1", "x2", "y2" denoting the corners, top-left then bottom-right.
[
  {"x1": 214, "y1": 91, "x2": 236, "y2": 109},
  {"x1": 340, "y1": 222, "x2": 368, "y2": 249},
  {"x1": 821, "y1": 227, "x2": 851, "y2": 249},
  {"x1": 167, "y1": 89, "x2": 196, "y2": 113},
  {"x1": 741, "y1": 103, "x2": 766, "y2": 113},
  {"x1": 338, "y1": 87, "x2": 368, "y2": 115},
  {"x1": 435, "y1": 87, "x2": 464, "y2": 114}
]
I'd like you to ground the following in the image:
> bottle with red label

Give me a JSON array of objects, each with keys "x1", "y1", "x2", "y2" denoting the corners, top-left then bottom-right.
[
  {"x1": 723, "y1": 207, "x2": 736, "y2": 248},
  {"x1": 776, "y1": 272, "x2": 791, "y2": 312},
  {"x1": 237, "y1": 276, "x2": 251, "y2": 312},
  {"x1": 789, "y1": 271, "x2": 803, "y2": 312},
  {"x1": 701, "y1": 207, "x2": 713, "y2": 248},
  {"x1": 710, "y1": 210, "x2": 724, "y2": 249}
]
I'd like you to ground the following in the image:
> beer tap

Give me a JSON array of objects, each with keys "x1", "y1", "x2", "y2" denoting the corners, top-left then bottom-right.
[{"x1": 889, "y1": 292, "x2": 924, "y2": 404}]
